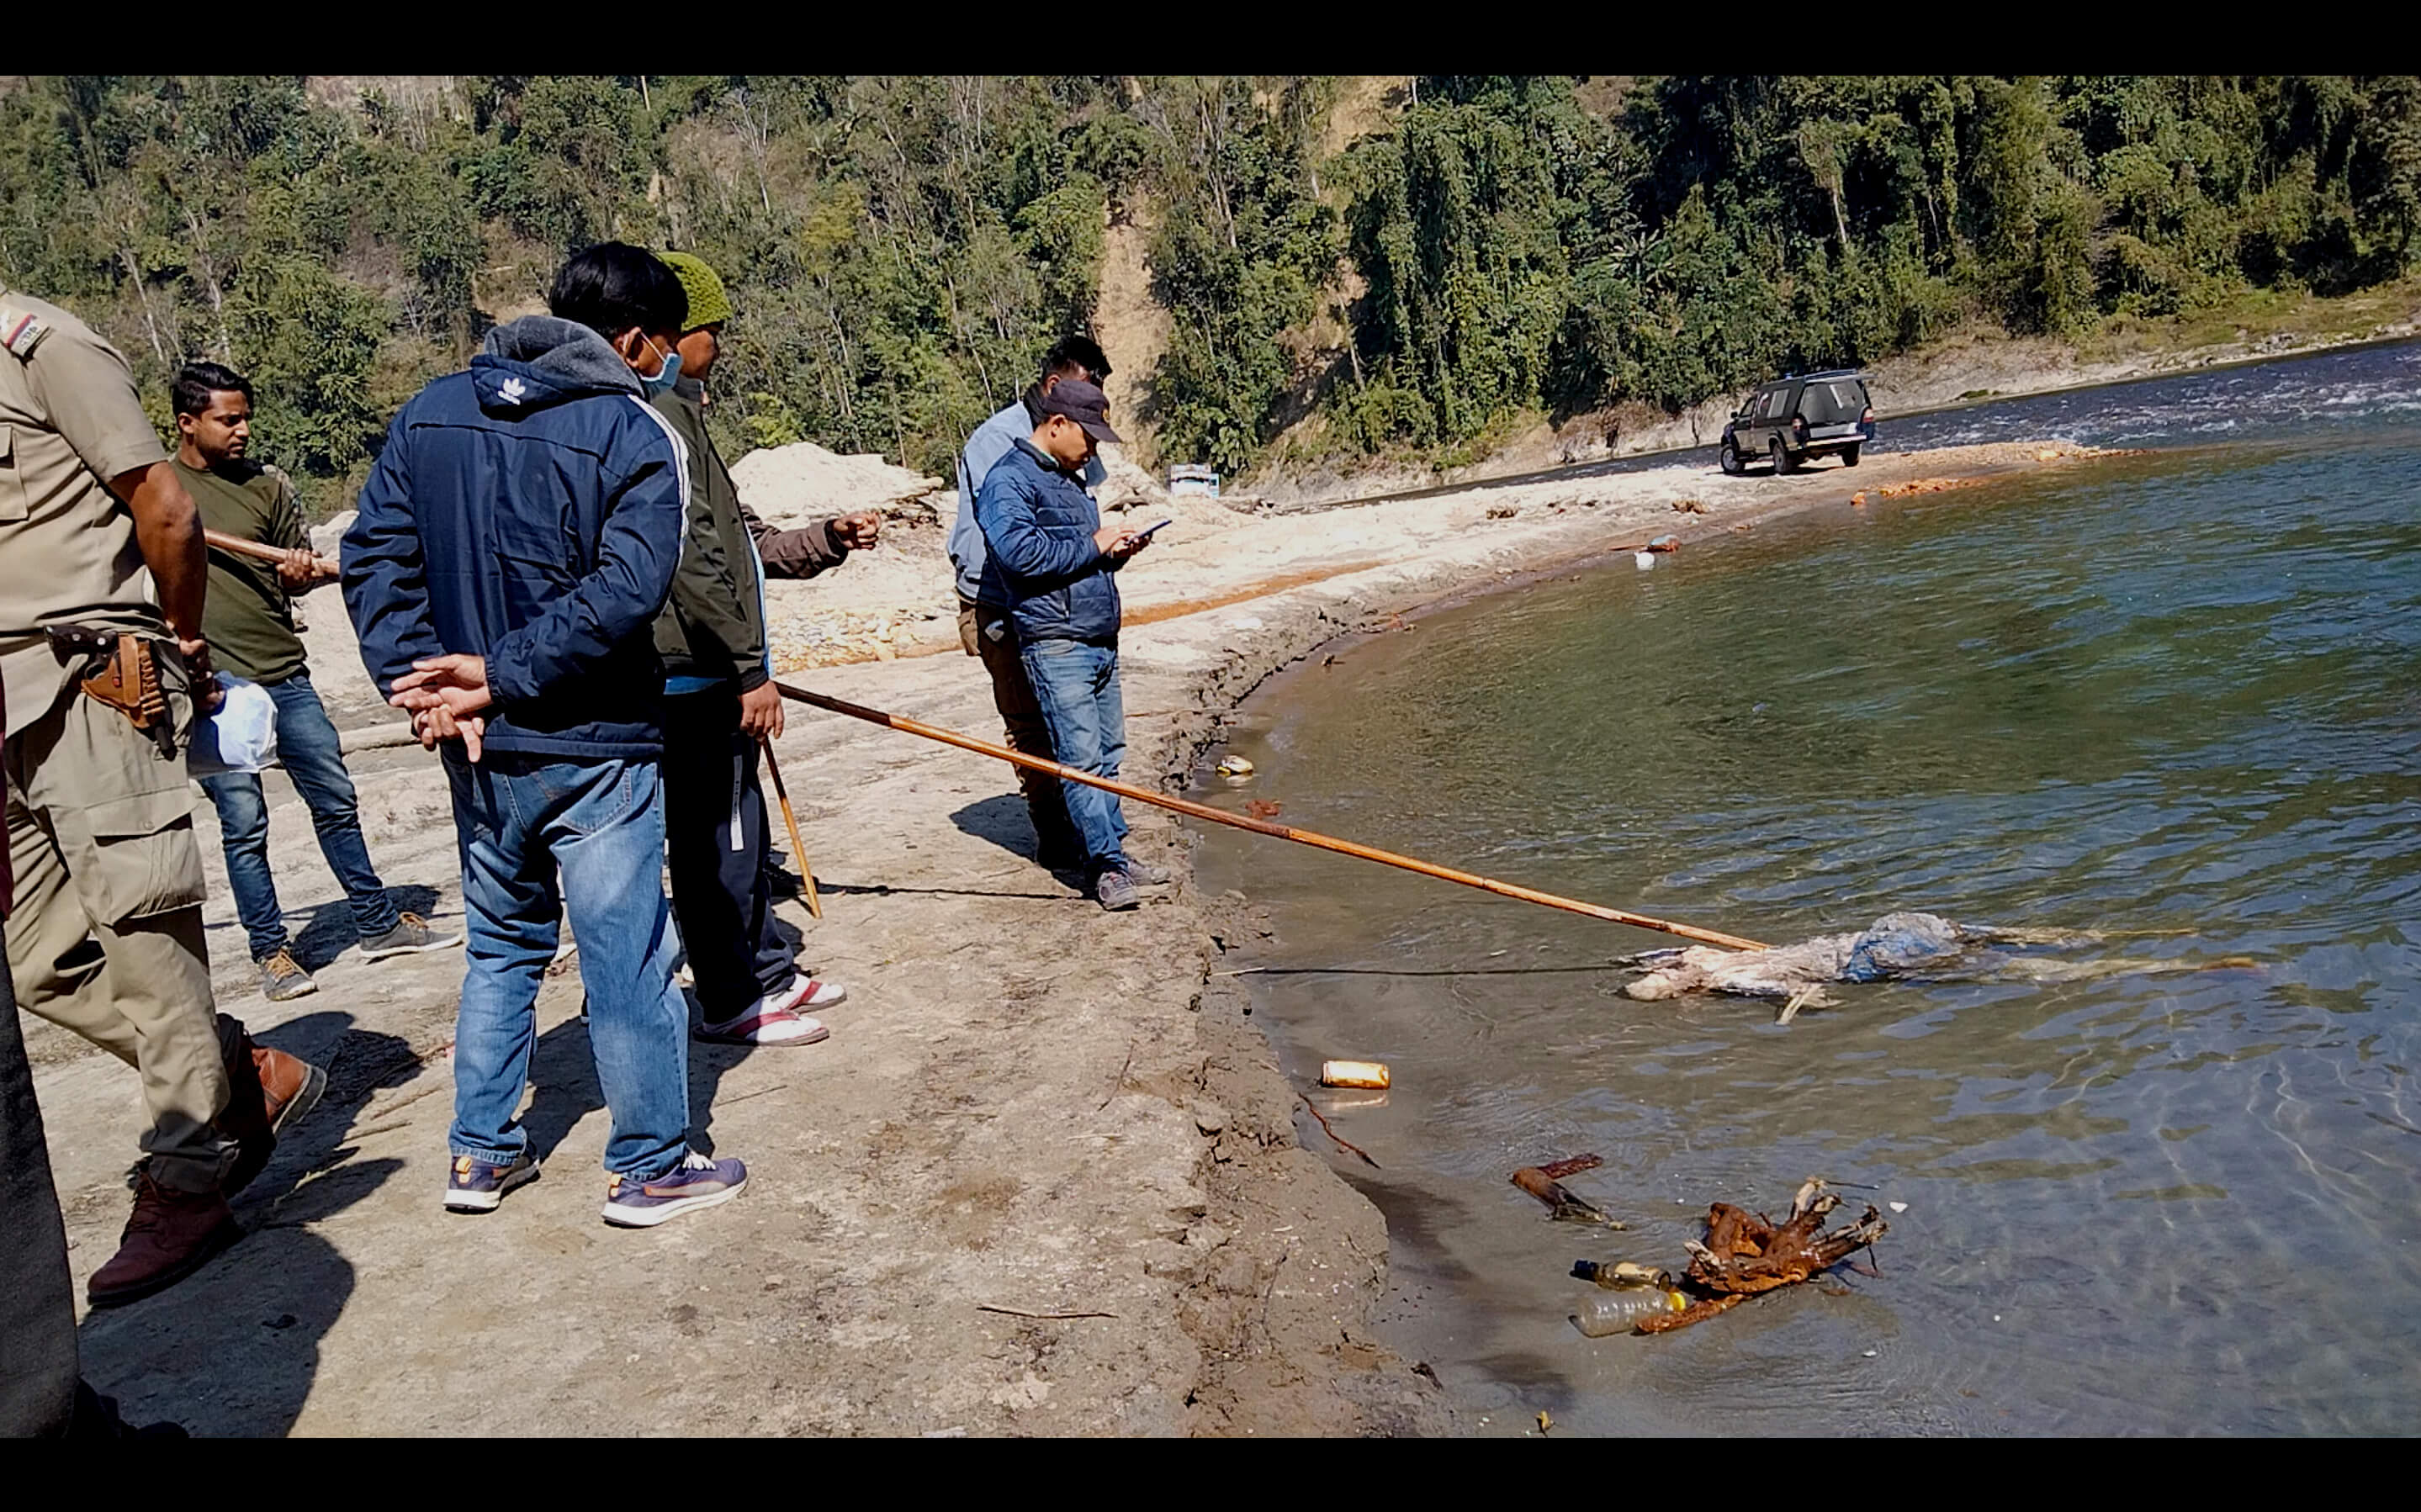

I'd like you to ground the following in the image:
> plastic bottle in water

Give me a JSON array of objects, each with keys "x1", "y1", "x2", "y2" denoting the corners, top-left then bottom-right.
[
  {"x1": 1570, "y1": 1286, "x2": 1691, "y2": 1337},
  {"x1": 1571, "y1": 1260, "x2": 1673, "y2": 1290}
]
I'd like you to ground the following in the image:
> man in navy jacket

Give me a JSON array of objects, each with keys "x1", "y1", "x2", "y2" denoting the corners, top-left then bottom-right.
[
  {"x1": 342, "y1": 244, "x2": 750, "y2": 1229},
  {"x1": 972, "y1": 381, "x2": 1158, "y2": 911}
]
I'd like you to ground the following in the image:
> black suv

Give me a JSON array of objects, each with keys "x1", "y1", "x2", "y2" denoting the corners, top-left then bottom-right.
[{"x1": 1719, "y1": 371, "x2": 1875, "y2": 475}]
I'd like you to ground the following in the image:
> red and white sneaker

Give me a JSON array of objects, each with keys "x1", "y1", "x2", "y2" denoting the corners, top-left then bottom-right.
[
  {"x1": 697, "y1": 978, "x2": 835, "y2": 1045},
  {"x1": 787, "y1": 975, "x2": 847, "y2": 1010}
]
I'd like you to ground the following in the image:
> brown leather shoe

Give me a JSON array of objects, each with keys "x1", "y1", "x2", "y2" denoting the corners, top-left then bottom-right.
[
  {"x1": 217, "y1": 1016, "x2": 331, "y2": 1197},
  {"x1": 86, "y1": 1173, "x2": 241, "y2": 1308}
]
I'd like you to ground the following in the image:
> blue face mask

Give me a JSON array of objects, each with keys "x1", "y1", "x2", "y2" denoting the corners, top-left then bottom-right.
[{"x1": 637, "y1": 336, "x2": 682, "y2": 396}]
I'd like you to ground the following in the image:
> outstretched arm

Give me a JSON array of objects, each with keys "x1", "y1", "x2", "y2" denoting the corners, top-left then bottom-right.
[{"x1": 740, "y1": 496, "x2": 856, "y2": 580}]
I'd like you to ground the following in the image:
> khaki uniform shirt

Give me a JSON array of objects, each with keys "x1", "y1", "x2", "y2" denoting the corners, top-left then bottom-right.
[{"x1": 0, "y1": 283, "x2": 172, "y2": 738}]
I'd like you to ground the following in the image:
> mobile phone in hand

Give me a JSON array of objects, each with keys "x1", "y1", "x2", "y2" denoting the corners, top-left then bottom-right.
[{"x1": 1133, "y1": 518, "x2": 1173, "y2": 540}]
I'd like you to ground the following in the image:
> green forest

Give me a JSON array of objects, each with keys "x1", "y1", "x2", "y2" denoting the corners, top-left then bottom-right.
[{"x1": 3, "y1": 75, "x2": 2416, "y2": 514}]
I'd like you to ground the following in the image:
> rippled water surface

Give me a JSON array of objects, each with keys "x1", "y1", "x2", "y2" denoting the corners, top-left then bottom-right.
[{"x1": 1191, "y1": 343, "x2": 2421, "y2": 1435}]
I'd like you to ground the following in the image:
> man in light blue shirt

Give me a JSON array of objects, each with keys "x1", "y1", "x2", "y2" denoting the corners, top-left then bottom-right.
[{"x1": 950, "y1": 336, "x2": 1110, "y2": 873}]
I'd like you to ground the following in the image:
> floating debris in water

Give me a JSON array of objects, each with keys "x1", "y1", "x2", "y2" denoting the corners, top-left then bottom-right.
[
  {"x1": 1513, "y1": 1155, "x2": 1624, "y2": 1227},
  {"x1": 1320, "y1": 1060, "x2": 1390, "y2": 1090},
  {"x1": 1618, "y1": 912, "x2": 2254, "y2": 1012}
]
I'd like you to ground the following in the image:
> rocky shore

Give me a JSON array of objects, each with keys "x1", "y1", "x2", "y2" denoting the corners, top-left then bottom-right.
[{"x1": 30, "y1": 437, "x2": 2102, "y2": 1435}]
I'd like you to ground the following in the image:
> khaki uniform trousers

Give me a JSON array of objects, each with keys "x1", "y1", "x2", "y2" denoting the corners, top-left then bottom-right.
[
  {"x1": 958, "y1": 595, "x2": 1077, "y2": 849},
  {"x1": 3, "y1": 669, "x2": 231, "y2": 1192}
]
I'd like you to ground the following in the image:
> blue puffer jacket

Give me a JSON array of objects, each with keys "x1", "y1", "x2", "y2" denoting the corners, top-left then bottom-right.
[
  {"x1": 973, "y1": 438, "x2": 1124, "y2": 644},
  {"x1": 342, "y1": 316, "x2": 689, "y2": 760}
]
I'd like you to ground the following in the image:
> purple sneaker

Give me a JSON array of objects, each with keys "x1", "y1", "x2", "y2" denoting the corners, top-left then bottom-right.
[
  {"x1": 601, "y1": 1152, "x2": 749, "y2": 1228},
  {"x1": 445, "y1": 1151, "x2": 539, "y2": 1213}
]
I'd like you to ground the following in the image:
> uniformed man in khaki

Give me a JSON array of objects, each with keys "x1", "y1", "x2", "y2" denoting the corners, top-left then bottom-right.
[{"x1": 0, "y1": 279, "x2": 326, "y2": 1308}]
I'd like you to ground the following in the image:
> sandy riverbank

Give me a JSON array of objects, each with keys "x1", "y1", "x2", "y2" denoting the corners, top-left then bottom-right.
[{"x1": 28, "y1": 436, "x2": 2105, "y2": 1435}]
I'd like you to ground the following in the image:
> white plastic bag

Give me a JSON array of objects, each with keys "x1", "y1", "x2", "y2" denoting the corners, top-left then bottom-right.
[{"x1": 186, "y1": 674, "x2": 279, "y2": 776}]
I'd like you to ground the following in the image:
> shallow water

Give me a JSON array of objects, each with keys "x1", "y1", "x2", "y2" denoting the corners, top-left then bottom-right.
[{"x1": 1191, "y1": 341, "x2": 2421, "y2": 1435}]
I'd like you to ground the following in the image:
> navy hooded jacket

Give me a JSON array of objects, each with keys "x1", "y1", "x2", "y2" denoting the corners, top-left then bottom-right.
[
  {"x1": 342, "y1": 316, "x2": 689, "y2": 760},
  {"x1": 972, "y1": 438, "x2": 1125, "y2": 644}
]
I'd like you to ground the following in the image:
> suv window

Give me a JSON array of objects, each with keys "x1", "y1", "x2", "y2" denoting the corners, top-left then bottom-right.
[
  {"x1": 1799, "y1": 378, "x2": 1867, "y2": 425},
  {"x1": 1758, "y1": 388, "x2": 1790, "y2": 420}
]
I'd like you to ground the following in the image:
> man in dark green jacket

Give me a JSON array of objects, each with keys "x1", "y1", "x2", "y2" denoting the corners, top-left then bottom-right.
[{"x1": 651, "y1": 251, "x2": 878, "y2": 1046}]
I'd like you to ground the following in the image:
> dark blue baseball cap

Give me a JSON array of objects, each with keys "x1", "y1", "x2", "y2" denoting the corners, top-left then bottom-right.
[{"x1": 1036, "y1": 378, "x2": 1123, "y2": 444}]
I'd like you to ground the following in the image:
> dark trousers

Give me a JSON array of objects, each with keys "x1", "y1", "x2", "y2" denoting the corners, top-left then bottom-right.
[
  {"x1": 958, "y1": 596, "x2": 1078, "y2": 856},
  {"x1": 662, "y1": 689, "x2": 793, "y2": 1019},
  {"x1": 1, "y1": 941, "x2": 78, "y2": 1436},
  {"x1": 198, "y1": 669, "x2": 398, "y2": 960}
]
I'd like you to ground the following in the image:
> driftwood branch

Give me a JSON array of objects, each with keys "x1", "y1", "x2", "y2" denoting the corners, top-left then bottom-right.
[
  {"x1": 1297, "y1": 1093, "x2": 1380, "y2": 1168},
  {"x1": 1512, "y1": 1163, "x2": 1625, "y2": 1228},
  {"x1": 1634, "y1": 1179, "x2": 1889, "y2": 1335}
]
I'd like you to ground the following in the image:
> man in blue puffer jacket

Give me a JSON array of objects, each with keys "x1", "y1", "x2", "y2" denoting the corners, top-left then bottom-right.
[
  {"x1": 972, "y1": 380, "x2": 1158, "y2": 911},
  {"x1": 342, "y1": 243, "x2": 750, "y2": 1230}
]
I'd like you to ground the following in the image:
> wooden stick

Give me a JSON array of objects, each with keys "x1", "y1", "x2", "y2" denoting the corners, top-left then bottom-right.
[
  {"x1": 1097, "y1": 1038, "x2": 1136, "y2": 1112},
  {"x1": 203, "y1": 527, "x2": 337, "y2": 577},
  {"x1": 975, "y1": 1304, "x2": 1120, "y2": 1320},
  {"x1": 773, "y1": 680, "x2": 1768, "y2": 952},
  {"x1": 760, "y1": 736, "x2": 824, "y2": 921},
  {"x1": 1297, "y1": 1092, "x2": 1381, "y2": 1169}
]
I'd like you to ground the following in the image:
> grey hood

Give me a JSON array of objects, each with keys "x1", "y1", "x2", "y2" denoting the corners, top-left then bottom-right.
[{"x1": 473, "y1": 315, "x2": 644, "y2": 414}]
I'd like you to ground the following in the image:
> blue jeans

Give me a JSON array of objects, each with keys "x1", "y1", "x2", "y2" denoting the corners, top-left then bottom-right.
[
  {"x1": 1019, "y1": 638, "x2": 1131, "y2": 873},
  {"x1": 199, "y1": 669, "x2": 399, "y2": 960},
  {"x1": 443, "y1": 753, "x2": 689, "y2": 1182}
]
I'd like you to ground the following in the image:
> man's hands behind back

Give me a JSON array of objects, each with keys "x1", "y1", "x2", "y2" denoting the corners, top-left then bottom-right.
[{"x1": 390, "y1": 653, "x2": 493, "y2": 762}]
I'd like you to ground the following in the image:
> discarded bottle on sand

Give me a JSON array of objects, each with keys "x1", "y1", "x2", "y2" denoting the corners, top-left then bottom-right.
[{"x1": 1571, "y1": 1287, "x2": 1691, "y2": 1336}]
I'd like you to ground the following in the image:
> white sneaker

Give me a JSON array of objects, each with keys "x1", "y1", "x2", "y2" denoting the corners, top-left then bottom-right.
[
  {"x1": 697, "y1": 979, "x2": 834, "y2": 1045},
  {"x1": 792, "y1": 976, "x2": 847, "y2": 1009},
  {"x1": 697, "y1": 1006, "x2": 829, "y2": 1045}
]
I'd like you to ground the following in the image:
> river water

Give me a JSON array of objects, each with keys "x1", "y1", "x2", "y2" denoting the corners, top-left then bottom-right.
[{"x1": 1190, "y1": 341, "x2": 2421, "y2": 1435}]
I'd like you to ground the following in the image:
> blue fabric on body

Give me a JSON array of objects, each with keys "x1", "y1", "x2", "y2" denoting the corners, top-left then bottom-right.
[
  {"x1": 974, "y1": 439, "x2": 1127, "y2": 644},
  {"x1": 442, "y1": 753, "x2": 691, "y2": 1182},
  {"x1": 1019, "y1": 637, "x2": 1131, "y2": 871},
  {"x1": 341, "y1": 315, "x2": 690, "y2": 761},
  {"x1": 198, "y1": 669, "x2": 400, "y2": 960},
  {"x1": 951, "y1": 398, "x2": 1104, "y2": 605},
  {"x1": 1841, "y1": 912, "x2": 1968, "y2": 982}
]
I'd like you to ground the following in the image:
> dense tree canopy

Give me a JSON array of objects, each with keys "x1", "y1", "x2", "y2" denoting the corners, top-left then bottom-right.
[{"x1": 2, "y1": 74, "x2": 2413, "y2": 513}]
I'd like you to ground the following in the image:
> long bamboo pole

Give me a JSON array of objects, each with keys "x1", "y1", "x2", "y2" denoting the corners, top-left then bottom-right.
[{"x1": 774, "y1": 680, "x2": 1768, "y2": 952}]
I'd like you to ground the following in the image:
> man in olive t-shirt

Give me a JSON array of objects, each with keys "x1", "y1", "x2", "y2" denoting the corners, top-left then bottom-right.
[{"x1": 173, "y1": 362, "x2": 458, "y2": 1002}]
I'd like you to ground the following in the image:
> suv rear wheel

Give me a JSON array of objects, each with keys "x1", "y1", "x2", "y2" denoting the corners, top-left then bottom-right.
[{"x1": 1770, "y1": 437, "x2": 1795, "y2": 475}]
